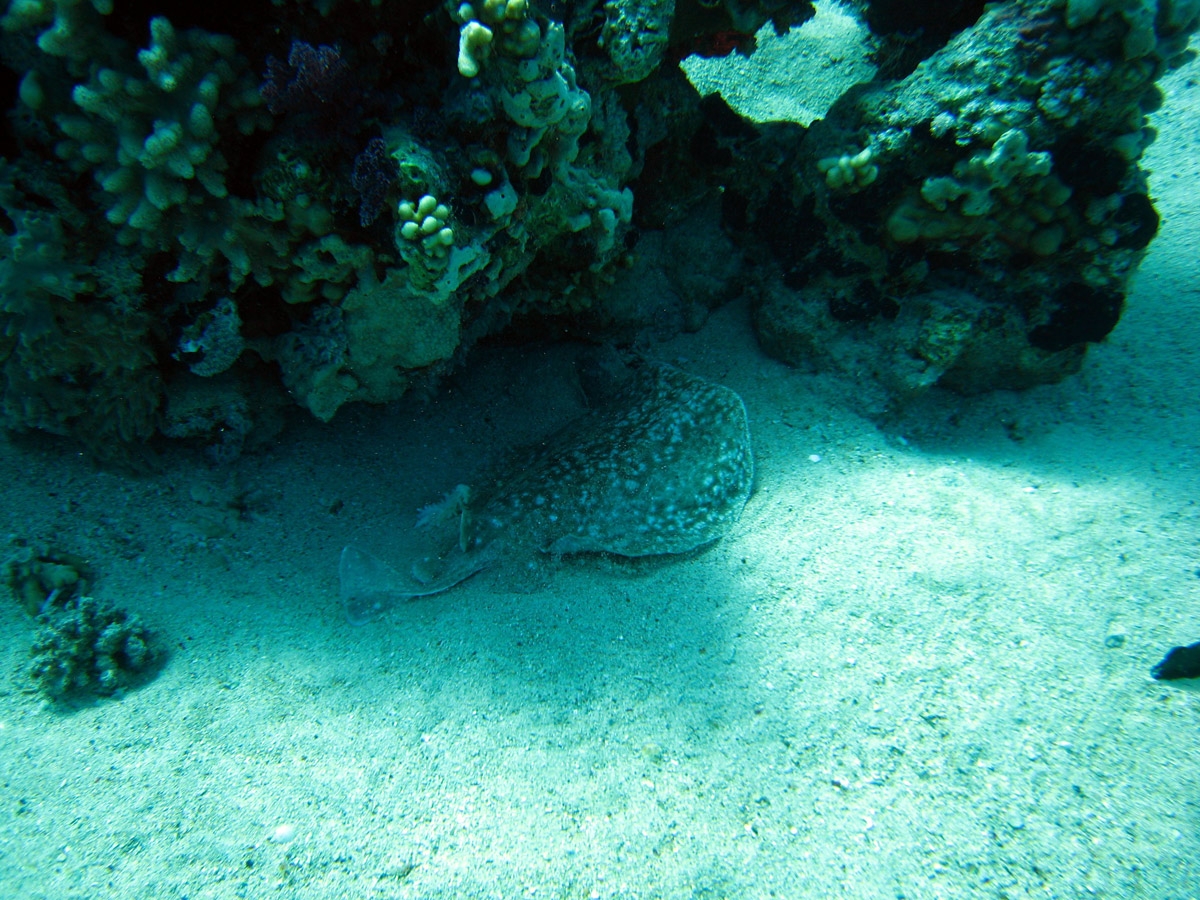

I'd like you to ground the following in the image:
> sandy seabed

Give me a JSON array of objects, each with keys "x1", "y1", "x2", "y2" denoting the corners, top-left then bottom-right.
[{"x1": 1, "y1": 50, "x2": 1198, "y2": 900}]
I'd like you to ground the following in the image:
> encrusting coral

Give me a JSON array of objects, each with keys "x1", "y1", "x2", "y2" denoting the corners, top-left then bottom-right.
[
  {"x1": 749, "y1": 0, "x2": 1198, "y2": 403},
  {"x1": 2, "y1": 541, "x2": 161, "y2": 701},
  {"x1": 28, "y1": 590, "x2": 160, "y2": 700},
  {"x1": 0, "y1": 0, "x2": 1193, "y2": 452}
]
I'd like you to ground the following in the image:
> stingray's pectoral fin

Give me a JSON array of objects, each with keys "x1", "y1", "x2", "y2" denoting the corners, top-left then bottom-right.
[
  {"x1": 339, "y1": 544, "x2": 494, "y2": 624},
  {"x1": 339, "y1": 546, "x2": 410, "y2": 625}
]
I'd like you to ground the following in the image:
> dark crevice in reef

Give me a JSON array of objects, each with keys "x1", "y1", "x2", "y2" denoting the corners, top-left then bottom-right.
[
  {"x1": 1028, "y1": 283, "x2": 1124, "y2": 352},
  {"x1": 858, "y1": 0, "x2": 991, "y2": 80}
]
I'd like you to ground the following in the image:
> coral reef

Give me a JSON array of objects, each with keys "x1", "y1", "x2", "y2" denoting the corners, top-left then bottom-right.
[
  {"x1": 0, "y1": 0, "x2": 1192, "y2": 452},
  {"x1": 743, "y1": 0, "x2": 1198, "y2": 403}
]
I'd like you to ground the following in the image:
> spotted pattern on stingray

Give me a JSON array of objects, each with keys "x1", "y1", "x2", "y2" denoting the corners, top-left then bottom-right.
[
  {"x1": 466, "y1": 361, "x2": 754, "y2": 557},
  {"x1": 340, "y1": 362, "x2": 753, "y2": 623}
]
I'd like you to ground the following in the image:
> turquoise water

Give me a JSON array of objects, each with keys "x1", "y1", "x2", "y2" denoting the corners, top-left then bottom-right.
[
  {"x1": 3, "y1": 281, "x2": 1198, "y2": 894},
  {"x1": 2, "y1": 4, "x2": 1199, "y2": 898}
]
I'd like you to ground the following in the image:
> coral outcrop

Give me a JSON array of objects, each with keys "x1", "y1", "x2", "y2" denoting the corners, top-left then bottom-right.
[
  {"x1": 0, "y1": 0, "x2": 1192, "y2": 452},
  {"x1": 3, "y1": 541, "x2": 160, "y2": 701},
  {"x1": 748, "y1": 0, "x2": 1197, "y2": 402},
  {"x1": 28, "y1": 591, "x2": 160, "y2": 700}
]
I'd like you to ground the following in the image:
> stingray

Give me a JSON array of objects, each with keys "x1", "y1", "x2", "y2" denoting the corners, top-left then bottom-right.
[{"x1": 339, "y1": 361, "x2": 754, "y2": 624}]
